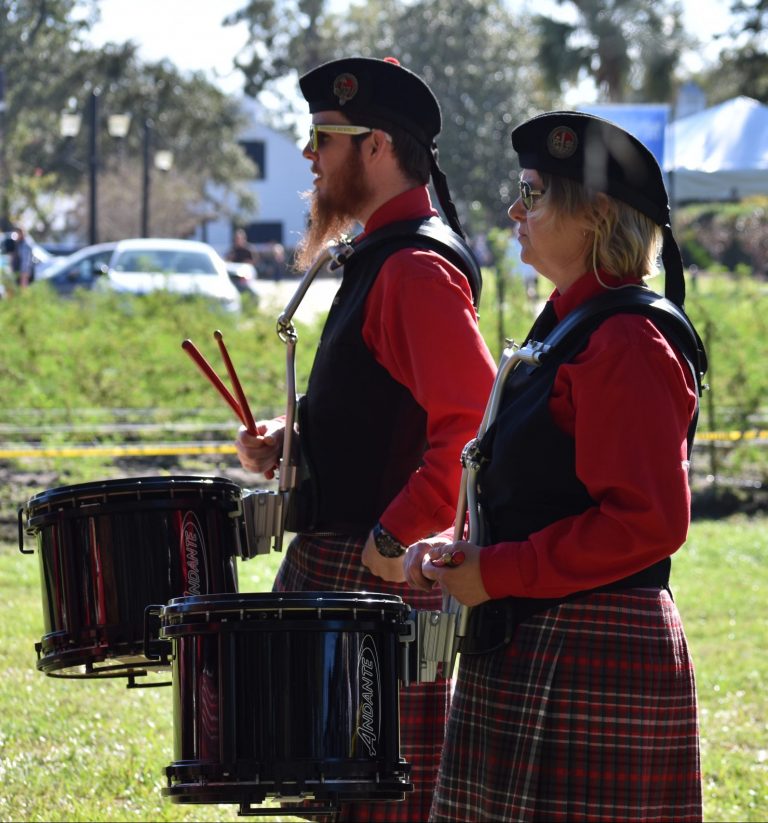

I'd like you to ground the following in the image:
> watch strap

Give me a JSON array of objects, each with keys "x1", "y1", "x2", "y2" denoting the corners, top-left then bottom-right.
[{"x1": 372, "y1": 521, "x2": 407, "y2": 558}]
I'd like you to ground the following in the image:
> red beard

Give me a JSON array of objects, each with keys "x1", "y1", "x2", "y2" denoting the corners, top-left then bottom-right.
[{"x1": 294, "y1": 142, "x2": 372, "y2": 271}]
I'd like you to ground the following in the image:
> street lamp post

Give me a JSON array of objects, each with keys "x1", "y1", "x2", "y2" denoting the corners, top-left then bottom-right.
[
  {"x1": 60, "y1": 91, "x2": 131, "y2": 245},
  {"x1": 141, "y1": 119, "x2": 173, "y2": 238},
  {"x1": 0, "y1": 66, "x2": 10, "y2": 231},
  {"x1": 87, "y1": 89, "x2": 99, "y2": 245},
  {"x1": 141, "y1": 119, "x2": 151, "y2": 237}
]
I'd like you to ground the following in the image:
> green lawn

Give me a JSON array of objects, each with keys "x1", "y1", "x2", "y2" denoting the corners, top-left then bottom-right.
[{"x1": 1, "y1": 515, "x2": 766, "y2": 822}]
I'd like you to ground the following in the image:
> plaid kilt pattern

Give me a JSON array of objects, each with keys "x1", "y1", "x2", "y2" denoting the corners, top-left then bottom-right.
[
  {"x1": 430, "y1": 589, "x2": 702, "y2": 823},
  {"x1": 274, "y1": 533, "x2": 450, "y2": 823}
]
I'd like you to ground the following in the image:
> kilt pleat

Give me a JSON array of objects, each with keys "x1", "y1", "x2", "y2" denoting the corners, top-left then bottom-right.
[
  {"x1": 274, "y1": 533, "x2": 450, "y2": 823},
  {"x1": 430, "y1": 589, "x2": 702, "y2": 823}
]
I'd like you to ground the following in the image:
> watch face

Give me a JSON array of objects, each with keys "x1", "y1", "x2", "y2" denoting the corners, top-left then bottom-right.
[
  {"x1": 376, "y1": 540, "x2": 406, "y2": 558},
  {"x1": 374, "y1": 525, "x2": 406, "y2": 557}
]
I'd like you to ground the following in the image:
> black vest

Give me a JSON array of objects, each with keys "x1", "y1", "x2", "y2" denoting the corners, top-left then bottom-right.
[
  {"x1": 461, "y1": 288, "x2": 707, "y2": 654},
  {"x1": 478, "y1": 287, "x2": 705, "y2": 543},
  {"x1": 287, "y1": 217, "x2": 481, "y2": 536}
]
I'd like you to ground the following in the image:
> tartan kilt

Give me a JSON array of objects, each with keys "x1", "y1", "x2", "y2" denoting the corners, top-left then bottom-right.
[
  {"x1": 274, "y1": 533, "x2": 450, "y2": 823},
  {"x1": 430, "y1": 589, "x2": 702, "y2": 823}
]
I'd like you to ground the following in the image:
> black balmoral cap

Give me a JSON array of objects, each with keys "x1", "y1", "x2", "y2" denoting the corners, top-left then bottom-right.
[
  {"x1": 299, "y1": 56, "x2": 441, "y2": 150},
  {"x1": 511, "y1": 110, "x2": 686, "y2": 306}
]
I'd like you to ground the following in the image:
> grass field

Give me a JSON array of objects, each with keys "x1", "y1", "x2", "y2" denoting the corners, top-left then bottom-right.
[
  {"x1": 0, "y1": 258, "x2": 765, "y2": 821},
  {"x1": 1, "y1": 514, "x2": 766, "y2": 822}
]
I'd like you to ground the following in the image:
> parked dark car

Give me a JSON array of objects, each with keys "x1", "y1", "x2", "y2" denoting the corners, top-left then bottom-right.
[
  {"x1": 41, "y1": 241, "x2": 84, "y2": 258},
  {"x1": 33, "y1": 242, "x2": 117, "y2": 296}
]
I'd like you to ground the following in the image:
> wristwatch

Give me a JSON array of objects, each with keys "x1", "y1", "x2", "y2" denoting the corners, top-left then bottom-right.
[{"x1": 372, "y1": 522, "x2": 407, "y2": 558}]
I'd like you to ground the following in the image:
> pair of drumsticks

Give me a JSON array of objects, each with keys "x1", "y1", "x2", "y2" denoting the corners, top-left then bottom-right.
[
  {"x1": 183, "y1": 331, "x2": 465, "y2": 568},
  {"x1": 182, "y1": 332, "x2": 258, "y2": 435}
]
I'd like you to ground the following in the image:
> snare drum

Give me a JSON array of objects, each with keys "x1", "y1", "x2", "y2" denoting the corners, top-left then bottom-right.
[
  {"x1": 152, "y1": 591, "x2": 414, "y2": 815},
  {"x1": 19, "y1": 475, "x2": 242, "y2": 684}
]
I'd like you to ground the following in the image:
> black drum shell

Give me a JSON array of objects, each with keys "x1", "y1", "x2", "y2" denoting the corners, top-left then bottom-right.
[
  {"x1": 158, "y1": 592, "x2": 413, "y2": 807},
  {"x1": 22, "y1": 475, "x2": 242, "y2": 679}
]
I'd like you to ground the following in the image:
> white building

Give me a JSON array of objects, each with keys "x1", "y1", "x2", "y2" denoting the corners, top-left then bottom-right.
[{"x1": 196, "y1": 98, "x2": 313, "y2": 258}]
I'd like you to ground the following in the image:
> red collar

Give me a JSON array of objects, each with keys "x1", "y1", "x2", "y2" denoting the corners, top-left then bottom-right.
[
  {"x1": 361, "y1": 186, "x2": 438, "y2": 236},
  {"x1": 549, "y1": 270, "x2": 645, "y2": 321}
]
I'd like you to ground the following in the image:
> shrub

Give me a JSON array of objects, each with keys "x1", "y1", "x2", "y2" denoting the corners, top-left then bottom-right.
[{"x1": 676, "y1": 198, "x2": 768, "y2": 278}]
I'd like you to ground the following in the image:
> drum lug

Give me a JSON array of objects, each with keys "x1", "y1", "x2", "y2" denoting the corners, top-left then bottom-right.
[
  {"x1": 143, "y1": 604, "x2": 172, "y2": 663},
  {"x1": 127, "y1": 673, "x2": 172, "y2": 689},
  {"x1": 408, "y1": 609, "x2": 458, "y2": 684},
  {"x1": 237, "y1": 800, "x2": 338, "y2": 817},
  {"x1": 400, "y1": 616, "x2": 416, "y2": 644},
  {"x1": 399, "y1": 616, "x2": 417, "y2": 687},
  {"x1": 17, "y1": 506, "x2": 34, "y2": 554},
  {"x1": 240, "y1": 489, "x2": 289, "y2": 558}
]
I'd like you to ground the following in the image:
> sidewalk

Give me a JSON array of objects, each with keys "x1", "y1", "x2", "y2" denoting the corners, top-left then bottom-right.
[{"x1": 251, "y1": 276, "x2": 341, "y2": 322}]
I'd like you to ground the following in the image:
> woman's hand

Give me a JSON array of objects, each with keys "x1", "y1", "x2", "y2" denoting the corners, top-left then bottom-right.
[
  {"x1": 235, "y1": 421, "x2": 284, "y2": 479},
  {"x1": 408, "y1": 540, "x2": 491, "y2": 607}
]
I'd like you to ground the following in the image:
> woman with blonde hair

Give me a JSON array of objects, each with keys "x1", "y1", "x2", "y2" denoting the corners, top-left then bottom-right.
[{"x1": 406, "y1": 111, "x2": 707, "y2": 822}]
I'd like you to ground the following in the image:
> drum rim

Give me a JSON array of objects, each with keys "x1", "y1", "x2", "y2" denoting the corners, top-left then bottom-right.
[
  {"x1": 25, "y1": 475, "x2": 241, "y2": 506},
  {"x1": 161, "y1": 590, "x2": 405, "y2": 616}
]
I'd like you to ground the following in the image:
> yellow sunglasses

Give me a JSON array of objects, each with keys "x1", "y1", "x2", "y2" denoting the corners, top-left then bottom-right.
[
  {"x1": 309, "y1": 123, "x2": 374, "y2": 152},
  {"x1": 308, "y1": 124, "x2": 393, "y2": 152}
]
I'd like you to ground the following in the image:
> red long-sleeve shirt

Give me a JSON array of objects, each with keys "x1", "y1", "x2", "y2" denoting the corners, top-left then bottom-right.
[
  {"x1": 358, "y1": 187, "x2": 497, "y2": 546},
  {"x1": 479, "y1": 272, "x2": 699, "y2": 599}
]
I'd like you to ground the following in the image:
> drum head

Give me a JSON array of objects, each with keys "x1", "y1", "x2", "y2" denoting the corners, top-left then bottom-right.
[{"x1": 26, "y1": 475, "x2": 241, "y2": 513}]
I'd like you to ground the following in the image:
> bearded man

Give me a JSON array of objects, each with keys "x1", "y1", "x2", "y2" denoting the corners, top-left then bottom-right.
[{"x1": 235, "y1": 56, "x2": 496, "y2": 822}]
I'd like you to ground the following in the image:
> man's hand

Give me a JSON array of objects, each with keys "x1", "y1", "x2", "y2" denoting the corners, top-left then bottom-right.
[
  {"x1": 361, "y1": 531, "x2": 407, "y2": 582},
  {"x1": 235, "y1": 420, "x2": 285, "y2": 479}
]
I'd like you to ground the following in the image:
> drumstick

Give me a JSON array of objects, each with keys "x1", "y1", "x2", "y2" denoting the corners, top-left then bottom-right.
[
  {"x1": 181, "y1": 338, "x2": 248, "y2": 428},
  {"x1": 430, "y1": 549, "x2": 466, "y2": 568},
  {"x1": 213, "y1": 330, "x2": 257, "y2": 435}
]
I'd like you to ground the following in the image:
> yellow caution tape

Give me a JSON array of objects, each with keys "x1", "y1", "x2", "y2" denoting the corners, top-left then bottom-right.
[
  {"x1": 695, "y1": 431, "x2": 768, "y2": 442},
  {"x1": 0, "y1": 432, "x2": 766, "y2": 459},
  {"x1": 0, "y1": 444, "x2": 238, "y2": 459}
]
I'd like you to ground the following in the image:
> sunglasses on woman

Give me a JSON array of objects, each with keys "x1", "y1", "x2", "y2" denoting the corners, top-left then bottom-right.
[{"x1": 519, "y1": 179, "x2": 546, "y2": 211}]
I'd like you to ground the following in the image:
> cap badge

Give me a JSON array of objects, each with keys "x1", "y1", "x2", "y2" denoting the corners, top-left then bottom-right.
[
  {"x1": 547, "y1": 126, "x2": 578, "y2": 159},
  {"x1": 333, "y1": 73, "x2": 359, "y2": 105}
]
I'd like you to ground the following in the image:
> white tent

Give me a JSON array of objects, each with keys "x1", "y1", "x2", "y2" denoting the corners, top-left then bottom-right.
[{"x1": 665, "y1": 96, "x2": 768, "y2": 202}]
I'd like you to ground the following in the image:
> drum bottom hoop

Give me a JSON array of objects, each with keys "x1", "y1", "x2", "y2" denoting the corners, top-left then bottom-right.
[
  {"x1": 35, "y1": 634, "x2": 170, "y2": 680},
  {"x1": 164, "y1": 769, "x2": 412, "y2": 807}
]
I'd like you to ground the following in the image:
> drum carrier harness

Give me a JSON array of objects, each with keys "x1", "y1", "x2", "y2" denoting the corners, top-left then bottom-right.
[
  {"x1": 458, "y1": 285, "x2": 707, "y2": 656},
  {"x1": 239, "y1": 215, "x2": 482, "y2": 557}
]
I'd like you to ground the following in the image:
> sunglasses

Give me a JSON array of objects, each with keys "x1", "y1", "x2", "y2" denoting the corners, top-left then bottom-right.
[
  {"x1": 519, "y1": 179, "x2": 546, "y2": 211},
  {"x1": 308, "y1": 123, "x2": 374, "y2": 152}
]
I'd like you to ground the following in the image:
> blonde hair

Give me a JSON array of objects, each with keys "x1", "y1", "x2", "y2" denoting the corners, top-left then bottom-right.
[{"x1": 540, "y1": 172, "x2": 663, "y2": 280}]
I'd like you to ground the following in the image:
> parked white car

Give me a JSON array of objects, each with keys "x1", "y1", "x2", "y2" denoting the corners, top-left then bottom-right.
[{"x1": 100, "y1": 238, "x2": 241, "y2": 312}]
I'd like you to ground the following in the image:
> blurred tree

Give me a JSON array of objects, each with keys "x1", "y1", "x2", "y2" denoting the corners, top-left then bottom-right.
[
  {"x1": 695, "y1": 0, "x2": 768, "y2": 103},
  {"x1": 1, "y1": 1, "x2": 256, "y2": 240},
  {"x1": 338, "y1": 0, "x2": 549, "y2": 231},
  {"x1": 224, "y1": 0, "x2": 345, "y2": 134},
  {"x1": 0, "y1": 0, "x2": 94, "y2": 228},
  {"x1": 90, "y1": 159, "x2": 211, "y2": 240},
  {"x1": 533, "y1": 0, "x2": 689, "y2": 103},
  {"x1": 52, "y1": 49, "x2": 258, "y2": 240},
  {"x1": 228, "y1": 0, "x2": 550, "y2": 232}
]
